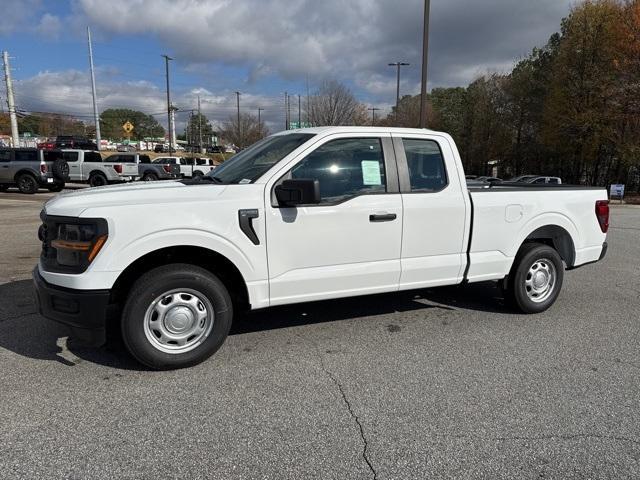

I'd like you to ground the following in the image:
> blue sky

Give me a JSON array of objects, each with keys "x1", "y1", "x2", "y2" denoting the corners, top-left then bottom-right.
[{"x1": 1, "y1": 0, "x2": 573, "y2": 131}]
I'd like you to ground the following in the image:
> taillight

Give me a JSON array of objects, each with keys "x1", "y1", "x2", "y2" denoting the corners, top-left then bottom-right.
[
  {"x1": 595, "y1": 200, "x2": 609, "y2": 233},
  {"x1": 113, "y1": 164, "x2": 123, "y2": 174},
  {"x1": 40, "y1": 163, "x2": 48, "y2": 174},
  {"x1": 163, "y1": 165, "x2": 171, "y2": 173}
]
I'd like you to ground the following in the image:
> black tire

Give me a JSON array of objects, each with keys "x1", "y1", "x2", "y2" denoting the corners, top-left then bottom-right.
[
  {"x1": 504, "y1": 242, "x2": 564, "y2": 314},
  {"x1": 192, "y1": 170, "x2": 204, "y2": 178},
  {"x1": 47, "y1": 182, "x2": 64, "y2": 192},
  {"x1": 121, "y1": 264, "x2": 233, "y2": 370},
  {"x1": 142, "y1": 172, "x2": 158, "y2": 181},
  {"x1": 16, "y1": 173, "x2": 39, "y2": 194},
  {"x1": 89, "y1": 173, "x2": 108, "y2": 187},
  {"x1": 0, "y1": 184, "x2": 9, "y2": 192},
  {"x1": 52, "y1": 159, "x2": 70, "y2": 180}
]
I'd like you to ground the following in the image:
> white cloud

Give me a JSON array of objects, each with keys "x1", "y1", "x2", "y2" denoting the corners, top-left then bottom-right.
[
  {"x1": 72, "y1": 0, "x2": 573, "y2": 95},
  {"x1": 35, "y1": 13, "x2": 62, "y2": 39},
  {"x1": 12, "y1": 69, "x2": 291, "y2": 134},
  {"x1": 0, "y1": 0, "x2": 42, "y2": 35}
]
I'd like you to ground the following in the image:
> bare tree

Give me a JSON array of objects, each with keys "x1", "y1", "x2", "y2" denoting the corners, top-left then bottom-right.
[
  {"x1": 306, "y1": 79, "x2": 366, "y2": 126},
  {"x1": 220, "y1": 113, "x2": 268, "y2": 148}
]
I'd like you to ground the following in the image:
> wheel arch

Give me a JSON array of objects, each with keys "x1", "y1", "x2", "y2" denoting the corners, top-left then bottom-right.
[
  {"x1": 14, "y1": 169, "x2": 39, "y2": 182},
  {"x1": 519, "y1": 224, "x2": 576, "y2": 268},
  {"x1": 110, "y1": 245, "x2": 250, "y2": 311}
]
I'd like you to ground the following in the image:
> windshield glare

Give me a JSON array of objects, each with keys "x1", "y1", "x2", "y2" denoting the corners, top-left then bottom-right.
[{"x1": 206, "y1": 133, "x2": 315, "y2": 184}]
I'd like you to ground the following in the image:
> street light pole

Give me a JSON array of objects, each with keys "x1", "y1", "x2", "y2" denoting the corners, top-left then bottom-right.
[
  {"x1": 367, "y1": 107, "x2": 380, "y2": 126},
  {"x1": 235, "y1": 91, "x2": 241, "y2": 147},
  {"x1": 419, "y1": 0, "x2": 431, "y2": 128},
  {"x1": 257, "y1": 107, "x2": 264, "y2": 137},
  {"x1": 388, "y1": 62, "x2": 410, "y2": 125},
  {"x1": 162, "y1": 54, "x2": 173, "y2": 155}
]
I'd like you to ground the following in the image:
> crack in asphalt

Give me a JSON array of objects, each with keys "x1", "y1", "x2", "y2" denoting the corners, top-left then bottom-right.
[
  {"x1": 296, "y1": 333, "x2": 377, "y2": 480},
  {"x1": 322, "y1": 362, "x2": 378, "y2": 480}
]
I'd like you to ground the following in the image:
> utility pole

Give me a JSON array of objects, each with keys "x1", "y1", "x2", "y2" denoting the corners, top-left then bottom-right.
[
  {"x1": 162, "y1": 54, "x2": 173, "y2": 154},
  {"x1": 419, "y1": 0, "x2": 431, "y2": 128},
  {"x1": 284, "y1": 91, "x2": 288, "y2": 130},
  {"x1": 367, "y1": 107, "x2": 380, "y2": 126},
  {"x1": 2, "y1": 51, "x2": 19, "y2": 147},
  {"x1": 287, "y1": 94, "x2": 291, "y2": 130},
  {"x1": 87, "y1": 27, "x2": 101, "y2": 150},
  {"x1": 197, "y1": 94, "x2": 202, "y2": 152},
  {"x1": 298, "y1": 94, "x2": 301, "y2": 127},
  {"x1": 257, "y1": 107, "x2": 264, "y2": 137},
  {"x1": 306, "y1": 75, "x2": 310, "y2": 125},
  {"x1": 234, "y1": 91, "x2": 241, "y2": 147},
  {"x1": 388, "y1": 61, "x2": 410, "y2": 125}
]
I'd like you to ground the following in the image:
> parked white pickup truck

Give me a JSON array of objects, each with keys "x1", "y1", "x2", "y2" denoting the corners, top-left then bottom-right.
[
  {"x1": 33, "y1": 127, "x2": 609, "y2": 369},
  {"x1": 152, "y1": 156, "x2": 216, "y2": 178},
  {"x1": 62, "y1": 149, "x2": 139, "y2": 186}
]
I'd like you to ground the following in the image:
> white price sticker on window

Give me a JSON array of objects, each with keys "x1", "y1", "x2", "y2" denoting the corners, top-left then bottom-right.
[{"x1": 361, "y1": 160, "x2": 382, "y2": 186}]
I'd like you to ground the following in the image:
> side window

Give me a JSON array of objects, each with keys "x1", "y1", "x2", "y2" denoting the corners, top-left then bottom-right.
[
  {"x1": 533, "y1": 177, "x2": 546, "y2": 184},
  {"x1": 15, "y1": 150, "x2": 38, "y2": 162},
  {"x1": 402, "y1": 138, "x2": 447, "y2": 192},
  {"x1": 183, "y1": 158, "x2": 194, "y2": 165},
  {"x1": 62, "y1": 152, "x2": 80, "y2": 162},
  {"x1": 0, "y1": 150, "x2": 11, "y2": 162},
  {"x1": 83, "y1": 152, "x2": 101, "y2": 163},
  {"x1": 290, "y1": 137, "x2": 386, "y2": 204},
  {"x1": 139, "y1": 155, "x2": 151, "y2": 164},
  {"x1": 548, "y1": 178, "x2": 559, "y2": 184}
]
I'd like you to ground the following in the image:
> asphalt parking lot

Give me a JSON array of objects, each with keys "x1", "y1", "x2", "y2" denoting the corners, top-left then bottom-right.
[{"x1": 0, "y1": 193, "x2": 639, "y2": 479}]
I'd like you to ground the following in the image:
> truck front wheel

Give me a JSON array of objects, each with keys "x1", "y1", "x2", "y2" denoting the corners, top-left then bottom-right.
[
  {"x1": 504, "y1": 243, "x2": 564, "y2": 314},
  {"x1": 121, "y1": 264, "x2": 233, "y2": 369}
]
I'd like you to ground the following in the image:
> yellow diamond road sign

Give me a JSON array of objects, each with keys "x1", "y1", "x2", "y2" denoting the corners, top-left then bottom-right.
[{"x1": 122, "y1": 121, "x2": 134, "y2": 133}]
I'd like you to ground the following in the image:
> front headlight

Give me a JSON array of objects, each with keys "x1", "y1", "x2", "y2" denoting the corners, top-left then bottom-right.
[{"x1": 40, "y1": 214, "x2": 108, "y2": 273}]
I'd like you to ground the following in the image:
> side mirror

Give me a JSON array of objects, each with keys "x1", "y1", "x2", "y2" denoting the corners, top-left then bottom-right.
[{"x1": 275, "y1": 179, "x2": 320, "y2": 207}]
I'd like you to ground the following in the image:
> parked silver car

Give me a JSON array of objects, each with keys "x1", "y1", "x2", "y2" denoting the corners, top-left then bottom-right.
[{"x1": 0, "y1": 148, "x2": 69, "y2": 194}]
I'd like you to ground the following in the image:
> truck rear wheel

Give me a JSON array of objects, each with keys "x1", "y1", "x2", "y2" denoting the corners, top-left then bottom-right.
[
  {"x1": 504, "y1": 242, "x2": 564, "y2": 314},
  {"x1": 89, "y1": 172, "x2": 107, "y2": 187},
  {"x1": 121, "y1": 264, "x2": 233, "y2": 370},
  {"x1": 17, "y1": 173, "x2": 39, "y2": 194},
  {"x1": 142, "y1": 172, "x2": 158, "y2": 181}
]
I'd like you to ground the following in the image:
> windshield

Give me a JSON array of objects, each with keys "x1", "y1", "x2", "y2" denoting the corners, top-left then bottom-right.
[{"x1": 206, "y1": 133, "x2": 315, "y2": 184}]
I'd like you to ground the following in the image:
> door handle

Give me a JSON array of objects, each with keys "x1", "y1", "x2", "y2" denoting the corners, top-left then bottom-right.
[{"x1": 369, "y1": 213, "x2": 397, "y2": 222}]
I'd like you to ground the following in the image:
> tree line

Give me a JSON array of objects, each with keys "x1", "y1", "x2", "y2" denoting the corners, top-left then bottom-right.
[{"x1": 389, "y1": 0, "x2": 640, "y2": 186}]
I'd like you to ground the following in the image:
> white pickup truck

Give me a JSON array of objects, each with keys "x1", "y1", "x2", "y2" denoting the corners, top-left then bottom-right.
[
  {"x1": 152, "y1": 156, "x2": 217, "y2": 178},
  {"x1": 62, "y1": 149, "x2": 139, "y2": 186},
  {"x1": 33, "y1": 127, "x2": 609, "y2": 369}
]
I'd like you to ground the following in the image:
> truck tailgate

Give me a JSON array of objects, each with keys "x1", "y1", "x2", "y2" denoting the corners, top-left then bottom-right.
[{"x1": 120, "y1": 163, "x2": 139, "y2": 177}]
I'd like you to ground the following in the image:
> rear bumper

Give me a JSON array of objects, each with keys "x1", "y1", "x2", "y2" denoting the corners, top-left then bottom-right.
[
  {"x1": 599, "y1": 241, "x2": 608, "y2": 261},
  {"x1": 568, "y1": 242, "x2": 607, "y2": 270},
  {"x1": 33, "y1": 267, "x2": 110, "y2": 346}
]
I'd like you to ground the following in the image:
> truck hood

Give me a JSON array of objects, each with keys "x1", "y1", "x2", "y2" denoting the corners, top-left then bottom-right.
[{"x1": 44, "y1": 180, "x2": 228, "y2": 217}]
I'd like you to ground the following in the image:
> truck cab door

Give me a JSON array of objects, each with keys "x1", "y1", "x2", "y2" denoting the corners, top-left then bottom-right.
[
  {"x1": 391, "y1": 133, "x2": 470, "y2": 289},
  {"x1": 265, "y1": 134, "x2": 402, "y2": 306},
  {"x1": 63, "y1": 151, "x2": 81, "y2": 181}
]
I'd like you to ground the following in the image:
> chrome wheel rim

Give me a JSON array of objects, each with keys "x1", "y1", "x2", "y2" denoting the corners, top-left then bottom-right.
[
  {"x1": 143, "y1": 288, "x2": 214, "y2": 354},
  {"x1": 525, "y1": 258, "x2": 556, "y2": 303}
]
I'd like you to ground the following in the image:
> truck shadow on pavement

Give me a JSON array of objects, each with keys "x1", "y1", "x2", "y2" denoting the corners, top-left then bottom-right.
[{"x1": 0, "y1": 278, "x2": 507, "y2": 369}]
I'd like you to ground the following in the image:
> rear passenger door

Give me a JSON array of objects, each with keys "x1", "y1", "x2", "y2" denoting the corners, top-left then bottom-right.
[{"x1": 392, "y1": 134, "x2": 469, "y2": 289}]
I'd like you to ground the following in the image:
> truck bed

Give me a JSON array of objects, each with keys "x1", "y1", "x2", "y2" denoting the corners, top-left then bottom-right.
[{"x1": 465, "y1": 183, "x2": 608, "y2": 283}]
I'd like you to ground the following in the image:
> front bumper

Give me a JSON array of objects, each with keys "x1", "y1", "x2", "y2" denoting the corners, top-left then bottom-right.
[{"x1": 33, "y1": 267, "x2": 111, "y2": 346}]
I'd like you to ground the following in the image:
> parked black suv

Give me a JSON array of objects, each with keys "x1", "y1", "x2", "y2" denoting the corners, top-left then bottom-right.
[{"x1": 55, "y1": 136, "x2": 97, "y2": 150}]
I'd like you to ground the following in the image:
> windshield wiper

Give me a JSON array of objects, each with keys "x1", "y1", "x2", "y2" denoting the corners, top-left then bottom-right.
[{"x1": 197, "y1": 175, "x2": 224, "y2": 183}]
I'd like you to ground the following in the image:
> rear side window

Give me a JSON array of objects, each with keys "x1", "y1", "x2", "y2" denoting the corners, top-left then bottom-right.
[
  {"x1": 119, "y1": 155, "x2": 135, "y2": 163},
  {"x1": 15, "y1": 150, "x2": 38, "y2": 162},
  {"x1": 402, "y1": 139, "x2": 447, "y2": 192},
  {"x1": 140, "y1": 155, "x2": 151, "y2": 164},
  {"x1": 290, "y1": 137, "x2": 386, "y2": 204},
  {"x1": 62, "y1": 152, "x2": 80, "y2": 162},
  {"x1": 84, "y1": 152, "x2": 101, "y2": 163},
  {"x1": 195, "y1": 159, "x2": 208, "y2": 165}
]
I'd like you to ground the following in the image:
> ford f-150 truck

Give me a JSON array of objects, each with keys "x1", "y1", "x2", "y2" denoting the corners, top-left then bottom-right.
[{"x1": 33, "y1": 127, "x2": 609, "y2": 369}]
